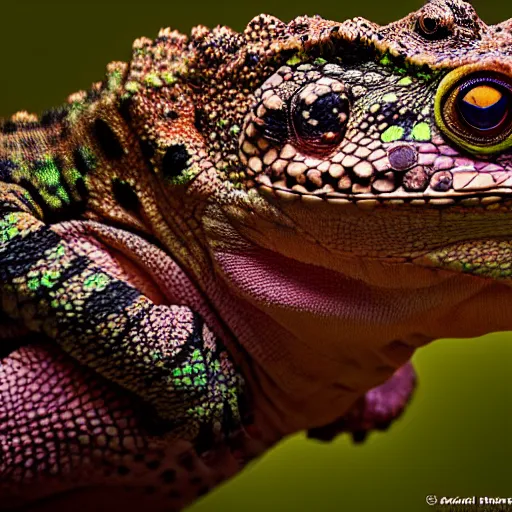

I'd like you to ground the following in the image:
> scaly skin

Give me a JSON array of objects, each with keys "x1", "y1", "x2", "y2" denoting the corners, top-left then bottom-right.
[{"x1": 1, "y1": 0, "x2": 512, "y2": 509}]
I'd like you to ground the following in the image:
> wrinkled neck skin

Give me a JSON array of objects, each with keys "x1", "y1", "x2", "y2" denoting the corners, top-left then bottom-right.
[{"x1": 193, "y1": 188, "x2": 512, "y2": 437}]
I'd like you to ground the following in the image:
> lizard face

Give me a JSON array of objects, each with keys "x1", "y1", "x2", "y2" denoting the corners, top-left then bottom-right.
[
  {"x1": 121, "y1": 0, "x2": 511, "y2": 284},
  {"x1": 188, "y1": 0, "x2": 512, "y2": 284}
]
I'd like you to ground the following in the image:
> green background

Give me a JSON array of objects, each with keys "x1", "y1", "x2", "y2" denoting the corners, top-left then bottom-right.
[{"x1": 2, "y1": 1, "x2": 512, "y2": 511}]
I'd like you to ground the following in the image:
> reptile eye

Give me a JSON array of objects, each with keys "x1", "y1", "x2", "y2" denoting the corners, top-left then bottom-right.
[
  {"x1": 415, "y1": 8, "x2": 453, "y2": 40},
  {"x1": 435, "y1": 65, "x2": 512, "y2": 155},
  {"x1": 457, "y1": 81, "x2": 509, "y2": 131},
  {"x1": 291, "y1": 80, "x2": 349, "y2": 152},
  {"x1": 418, "y1": 16, "x2": 439, "y2": 36}
]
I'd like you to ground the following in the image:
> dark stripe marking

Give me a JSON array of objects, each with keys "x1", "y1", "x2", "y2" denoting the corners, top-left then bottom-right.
[
  {"x1": 112, "y1": 178, "x2": 139, "y2": 211},
  {"x1": 0, "y1": 226, "x2": 61, "y2": 264},
  {"x1": 93, "y1": 119, "x2": 124, "y2": 160},
  {"x1": 82, "y1": 279, "x2": 141, "y2": 322}
]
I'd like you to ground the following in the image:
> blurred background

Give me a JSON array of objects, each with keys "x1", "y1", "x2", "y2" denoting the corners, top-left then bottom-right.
[{"x1": 1, "y1": 1, "x2": 511, "y2": 511}]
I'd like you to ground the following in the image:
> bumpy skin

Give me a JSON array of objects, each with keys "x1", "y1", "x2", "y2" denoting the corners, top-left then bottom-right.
[{"x1": 1, "y1": 1, "x2": 512, "y2": 509}]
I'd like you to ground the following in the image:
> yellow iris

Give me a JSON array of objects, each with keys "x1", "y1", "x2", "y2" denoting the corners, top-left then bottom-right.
[{"x1": 462, "y1": 85, "x2": 502, "y2": 109}]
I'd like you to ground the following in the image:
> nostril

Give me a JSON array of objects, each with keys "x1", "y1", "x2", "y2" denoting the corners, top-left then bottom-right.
[{"x1": 387, "y1": 142, "x2": 418, "y2": 171}]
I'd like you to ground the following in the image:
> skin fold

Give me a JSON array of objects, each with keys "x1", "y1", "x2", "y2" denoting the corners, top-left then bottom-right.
[{"x1": 1, "y1": 0, "x2": 511, "y2": 510}]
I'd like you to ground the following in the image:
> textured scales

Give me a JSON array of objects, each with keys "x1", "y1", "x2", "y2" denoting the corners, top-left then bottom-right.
[{"x1": 1, "y1": 1, "x2": 512, "y2": 510}]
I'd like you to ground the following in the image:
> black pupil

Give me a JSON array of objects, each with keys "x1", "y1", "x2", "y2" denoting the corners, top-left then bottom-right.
[
  {"x1": 422, "y1": 17, "x2": 438, "y2": 33},
  {"x1": 457, "y1": 81, "x2": 510, "y2": 131},
  {"x1": 293, "y1": 91, "x2": 348, "y2": 145}
]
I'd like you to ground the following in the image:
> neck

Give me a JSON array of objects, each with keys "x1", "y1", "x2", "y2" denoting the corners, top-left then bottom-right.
[{"x1": 202, "y1": 231, "x2": 512, "y2": 436}]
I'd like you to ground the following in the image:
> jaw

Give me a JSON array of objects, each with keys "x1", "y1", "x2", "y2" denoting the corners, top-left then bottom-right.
[
  {"x1": 203, "y1": 190, "x2": 512, "y2": 350},
  {"x1": 207, "y1": 189, "x2": 512, "y2": 282}
]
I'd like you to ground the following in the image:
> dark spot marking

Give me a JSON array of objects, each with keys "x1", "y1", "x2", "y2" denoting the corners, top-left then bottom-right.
[
  {"x1": 238, "y1": 392, "x2": 252, "y2": 424},
  {"x1": 134, "y1": 454, "x2": 145, "y2": 462},
  {"x1": 194, "y1": 108, "x2": 206, "y2": 131},
  {"x1": 41, "y1": 107, "x2": 68, "y2": 126},
  {"x1": 162, "y1": 144, "x2": 190, "y2": 178},
  {"x1": 74, "y1": 177, "x2": 88, "y2": 200},
  {"x1": 53, "y1": 155, "x2": 65, "y2": 173},
  {"x1": 1, "y1": 121, "x2": 17, "y2": 134},
  {"x1": 112, "y1": 178, "x2": 139, "y2": 211},
  {"x1": 117, "y1": 466, "x2": 130, "y2": 476},
  {"x1": 168, "y1": 490, "x2": 181, "y2": 499},
  {"x1": 119, "y1": 98, "x2": 132, "y2": 122},
  {"x1": 222, "y1": 399, "x2": 238, "y2": 432},
  {"x1": 16, "y1": 178, "x2": 49, "y2": 217},
  {"x1": 245, "y1": 53, "x2": 259, "y2": 66},
  {"x1": 165, "y1": 110, "x2": 179, "y2": 120},
  {"x1": 146, "y1": 459, "x2": 161, "y2": 470},
  {"x1": 161, "y1": 469, "x2": 177, "y2": 483},
  {"x1": 93, "y1": 119, "x2": 124, "y2": 159},
  {"x1": 189, "y1": 476, "x2": 202, "y2": 485},
  {"x1": 0, "y1": 160, "x2": 17, "y2": 181}
]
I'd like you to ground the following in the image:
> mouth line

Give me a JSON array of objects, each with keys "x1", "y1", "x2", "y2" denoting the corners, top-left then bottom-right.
[{"x1": 255, "y1": 170, "x2": 512, "y2": 210}]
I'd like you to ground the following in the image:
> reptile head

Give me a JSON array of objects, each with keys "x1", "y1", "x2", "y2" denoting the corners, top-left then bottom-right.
[{"x1": 123, "y1": 0, "x2": 512, "y2": 283}]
